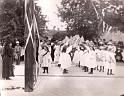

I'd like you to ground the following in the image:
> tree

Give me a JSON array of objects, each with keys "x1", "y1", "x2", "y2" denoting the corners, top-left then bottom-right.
[
  {"x1": 93, "y1": 0, "x2": 124, "y2": 32},
  {"x1": 58, "y1": 0, "x2": 101, "y2": 40},
  {"x1": 34, "y1": 4, "x2": 47, "y2": 36},
  {"x1": 0, "y1": 0, "x2": 24, "y2": 44},
  {"x1": 58, "y1": 0, "x2": 124, "y2": 40},
  {"x1": 52, "y1": 31, "x2": 67, "y2": 41},
  {"x1": 0, "y1": 0, "x2": 47, "y2": 45}
]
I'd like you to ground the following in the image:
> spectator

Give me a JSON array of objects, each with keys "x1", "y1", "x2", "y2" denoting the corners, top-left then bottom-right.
[{"x1": 2, "y1": 40, "x2": 14, "y2": 80}]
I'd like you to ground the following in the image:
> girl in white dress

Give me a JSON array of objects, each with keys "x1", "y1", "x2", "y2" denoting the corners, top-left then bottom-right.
[
  {"x1": 106, "y1": 49, "x2": 116, "y2": 75},
  {"x1": 95, "y1": 47, "x2": 101, "y2": 71},
  {"x1": 79, "y1": 45, "x2": 88, "y2": 72},
  {"x1": 54, "y1": 44, "x2": 60, "y2": 63},
  {"x1": 73, "y1": 46, "x2": 80, "y2": 67},
  {"x1": 99, "y1": 46, "x2": 106, "y2": 72},
  {"x1": 87, "y1": 48, "x2": 96, "y2": 74},
  {"x1": 41, "y1": 46, "x2": 52, "y2": 73},
  {"x1": 59, "y1": 46, "x2": 72, "y2": 73},
  {"x1": 83, "y1": 44, "x2": 90, "y2": 72}
]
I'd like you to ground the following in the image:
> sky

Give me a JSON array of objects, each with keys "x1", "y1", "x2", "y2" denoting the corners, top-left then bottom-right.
[{"x1": 36, "y1": 0, "x2": 67, "y2": 30}]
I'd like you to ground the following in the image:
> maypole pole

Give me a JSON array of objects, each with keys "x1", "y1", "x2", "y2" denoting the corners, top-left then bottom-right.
[{"x1": 24, "y1": 0, "x2": 36, "y2": 92}]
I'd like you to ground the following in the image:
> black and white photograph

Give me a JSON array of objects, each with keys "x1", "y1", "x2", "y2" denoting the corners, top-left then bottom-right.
[{"x1": 0, "y1": 0, "x2": 124, "y2": 96}]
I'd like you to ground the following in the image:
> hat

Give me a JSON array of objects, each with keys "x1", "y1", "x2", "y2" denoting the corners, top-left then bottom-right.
[
  {"x1": 107, "y1": 42, "x2": 112, "y2": 45},
  {"x1": 99, "y1": 41, "x2": 104, "y2": 45},
  {"x1": 16, "y1": 41, "x2": 19, "y2": 44},
  {"x1": 99, "y1": 46, "x2": 105, "y2": 50}
]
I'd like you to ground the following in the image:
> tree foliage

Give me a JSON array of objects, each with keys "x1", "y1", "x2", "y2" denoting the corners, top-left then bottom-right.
[
  {"x1": 0, "y1": 0, "x2": 24, "y2": 43},
  {"x1": 34, "y1": 4, "x2": 47, "y2": 36},
  {"x1": 97, "y1": 0, "x2": 124, "y2": 31},
  {"x1": 58, "y1": 0, "x2": 102, "y2": 40},
  {"x1": 0, "y1": 0, "x2": 47, "y2": 45},
  {"x1": 52, "y1": 31, "x2": 67, "y2": 41},
  {"x1": 58, "y1": 0, "x2": 124, "y2": 40}
]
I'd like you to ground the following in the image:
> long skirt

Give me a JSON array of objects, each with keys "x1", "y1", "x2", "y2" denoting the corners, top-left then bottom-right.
[{"x1": 2, "y1": 55, "x2": 14, "y2": 78}]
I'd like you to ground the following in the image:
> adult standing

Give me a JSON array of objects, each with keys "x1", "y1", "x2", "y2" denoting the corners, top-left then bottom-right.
[
  {"x1": 15, "y1": 41, "x2": 21, "y2": 65},
  {"x1": 50, "y1": 42, "x2": 55, "y2": 62},
  {"x1": 2, "y1": 40, "x2": 14, "y2": 79}
]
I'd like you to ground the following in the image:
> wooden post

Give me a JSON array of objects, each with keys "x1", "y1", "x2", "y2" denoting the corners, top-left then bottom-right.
[
  {"x1": 24, "y1": 0, "x2": 35, "y2": 92},
  {"x1": 25, "y1": 37, "x2": 35, "y2": 92}
]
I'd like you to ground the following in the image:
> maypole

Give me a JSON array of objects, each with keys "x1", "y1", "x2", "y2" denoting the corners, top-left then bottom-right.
[{"x1": 24, "y1": 0, "x2": 40, "y2": 92}]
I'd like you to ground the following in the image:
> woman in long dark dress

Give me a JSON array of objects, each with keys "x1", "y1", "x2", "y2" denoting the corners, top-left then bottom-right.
[{"x1": 2, "y1": 41, "x2": 14, "y2": 80}]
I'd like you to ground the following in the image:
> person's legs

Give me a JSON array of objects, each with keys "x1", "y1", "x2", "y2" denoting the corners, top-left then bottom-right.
[
  {"x1": 63, "y1": 69, "x2": 68, "y2": 73},
  {"x1": 86, "y1": 67, "x2": 89, "y2": 72},
  {"x1": 16, "y1": 54, "x2": 20, "y2": 65},
  {"x1": 84, "y1": 66, "x2": 87, "y2": 72},
  {"x1": 102, "y1": 66, "x2": 104, "y2": 72},
  {"x1": 18, "y1": 55, "x2": 20, "y2": 65},
  {"x1": 99, "y1": 66, "x2": 102, "y2": 72},
  {"x1": 97, "y1": 65, "x2": 99, "y2": 71},
  {"x1": 89, "y1": 68, "x2": 93, "y2": 74},
  {"x1": 110, "y1": 69, "x2": 114, "y2": 75},
  {"x1": 42, "y1": 67, "x2": 45, "y2": 73},
  {"x1": 107, "y1": 69, "x2": 110, "y2": 75},
  {"x1": 46, "y1": 67, "x2": 48, "y2": 73}
]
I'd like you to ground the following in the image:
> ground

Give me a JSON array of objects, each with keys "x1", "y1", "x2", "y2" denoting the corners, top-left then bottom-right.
[{"x1": 1, "y1": 62, "x2": 124, "y2": 96}]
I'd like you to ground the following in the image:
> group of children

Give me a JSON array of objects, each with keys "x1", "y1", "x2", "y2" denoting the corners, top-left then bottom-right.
[
  {"x1": 39, "y1": 35, "x2": 117, "y2": 75},
  {"x1": 72, "y1": 42, "x2": 116, "y2": 75}
]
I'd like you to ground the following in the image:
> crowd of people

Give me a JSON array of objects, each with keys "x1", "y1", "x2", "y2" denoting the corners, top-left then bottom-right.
[
  {"x1": 39, "y1": 35, "x2": 124, "y2": 75},
  {"x1": 0, "y1": 35, "x2": 124, "y2": 80},
  {"x1": 0, "y1": 39, "x2": 22, "y2": 80}
]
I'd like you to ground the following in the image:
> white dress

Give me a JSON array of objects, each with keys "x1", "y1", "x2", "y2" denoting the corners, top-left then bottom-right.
[
  {"x1": 95, "y1": 49, "x2": 101, "y2": 66},
  {"x1": 73, "y1": 50, "x2": 80, "y2": 64},
  {"x1": 87, "y1": 50, "x2": 96, "y2": 68},
  {"x1": 99, "y1": 50, "x2": 106, "y2": 66},
  {"x1": 41, "y1": 52, "x2": 52, "y2": 67},
  {"x1": 83, "y1": 45, "x2": 90, "y2": 67},
  {"x1": 105, "y1": 51, "x2": 116, "y2": 70},
  {"x1": 79, "y1": 50, "x2": 86, "y2": 66},
  {"x1": 54, "y1": 45, "x2": 60, "y2": 62},
  {"x1": 59, "y1": 52, "x2": 72, "y2": 69},
  {"x1": 39, "y1": 49, "x2": 48, "y2": 65}
]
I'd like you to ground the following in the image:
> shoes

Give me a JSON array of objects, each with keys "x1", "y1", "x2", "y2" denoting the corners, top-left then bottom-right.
[
  {"x1": 6, "y1": 78, "x2": 11, "y2": 80},
  {"x1": 110, "y1": 73, "x2": 114, "y2": 75},
  {"x1": 107, "y1": 73, "x2": 109, "y2": 75},
  {"x1": 63, "y1": 69, "x2": 68, "y2": 74},
  {"x1": 88, "y1": 72, "x2": 93, "y2": 74}
]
